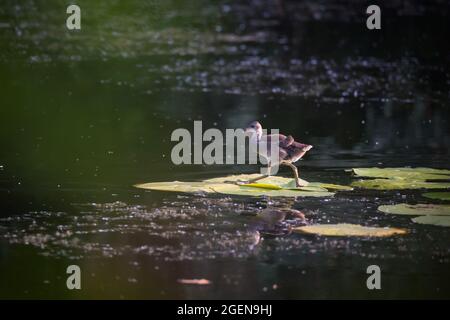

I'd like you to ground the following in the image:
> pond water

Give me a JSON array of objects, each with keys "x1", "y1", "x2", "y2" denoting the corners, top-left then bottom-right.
[{"x1": 0, "y1": 0, "x2": 449, "y2": 299}]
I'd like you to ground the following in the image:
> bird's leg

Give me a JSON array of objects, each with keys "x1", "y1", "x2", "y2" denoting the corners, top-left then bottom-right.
[
  {"x1": 233, "y1": 165, "x2": 272, "y2": 185},
  {"x1": 281, "y1": 162, "x2": 306, "y2": 188},
  {"x1": 267, "y1": 162, "x2": 272, "y2": 176},
  {"x1": 238, "y1": 174, "x2": 268, "y2": 185},
  {"x1": 225, "y1": 175, "x2": 268, "y2": 185}
]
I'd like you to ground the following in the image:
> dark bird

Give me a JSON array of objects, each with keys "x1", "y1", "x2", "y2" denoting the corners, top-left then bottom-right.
[{"x1": 244, "y1": 121, "x2": 312, "y2": 187}]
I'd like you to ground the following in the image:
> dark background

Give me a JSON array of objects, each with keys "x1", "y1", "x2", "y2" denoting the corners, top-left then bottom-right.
[{"x1": 0, "y1": 0, "x2": 449, "y2": 299}]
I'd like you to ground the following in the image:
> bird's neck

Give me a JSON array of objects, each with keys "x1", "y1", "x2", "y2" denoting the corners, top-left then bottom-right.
[{"x1": 250, "y1": 132, "x2": 260, "y2": 143}]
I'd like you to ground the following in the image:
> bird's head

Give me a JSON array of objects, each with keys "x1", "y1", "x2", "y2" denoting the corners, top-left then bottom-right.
[{"x1": 245, "y1": 121, "x2": 263, "y2": 140}]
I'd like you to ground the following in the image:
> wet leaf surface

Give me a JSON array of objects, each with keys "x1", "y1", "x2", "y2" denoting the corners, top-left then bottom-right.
[
  {"x1": 211, "y1": 184, "x2": 334, "y2": 198},
  {"x1": 351, "y1": 167, "x2": 450, "y2": 190},
  {"x1": 352, "y1": 168, "x2": 450, "y2": 180},
  {"x1": 352, "y1": 179, "x2": 450, "y2": 190},
  {"x1": 422, "y1": 192, "x2": 450, "y2": 201},
  {"x1": 378, "y1": 204, "x2": 450, "y2": 216},
  {"x1": 135, "y1": 174, "x2": 343, "y2": 198},
  {"x1": 203, "y1": 174, "x2": 309, "y2": 187},
  {"x1": 242, "y1": 183, "x2": 283, "y2": 190},
  {"x1": 412, "y1": 216, "x2": 450, "y2": 227},
  {"x1": 293, "y1": 223, "x2": 407, "y2": 237}
]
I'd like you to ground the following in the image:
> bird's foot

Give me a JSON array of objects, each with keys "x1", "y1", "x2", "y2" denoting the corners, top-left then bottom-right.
[{"x1": 295, "y1": 180, "x2": 308, "y2": 188}]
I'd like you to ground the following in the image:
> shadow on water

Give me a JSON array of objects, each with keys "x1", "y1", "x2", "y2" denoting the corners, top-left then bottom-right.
[{"x1": 0, "y1": 0, "x2": 449, "y2": 298}]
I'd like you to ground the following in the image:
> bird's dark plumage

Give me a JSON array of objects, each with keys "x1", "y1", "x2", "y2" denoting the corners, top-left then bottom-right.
[
  {"x1": 244, "y1": 121, "x2": 313, "y2": 187},
  {"x1": 277, "y1": 134, "x2": 312, "y2": 163}
]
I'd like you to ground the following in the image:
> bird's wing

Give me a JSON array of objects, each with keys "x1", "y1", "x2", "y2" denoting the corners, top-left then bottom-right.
[
  {"x1": 266, "y1": 134, "x2": 312, "y2": 150},
  {"x1": 279, "y1": 148, "x2": 289, "y2": 160},
  {"x1": 279, "y1": 135, "x2": 294, "y2": 148},
  {"x1": 291, "y1": 141, "x2": 313, "y2": 151},
  {"x1": 262, "y1": 134, "x2": 286, "y2": 144}
]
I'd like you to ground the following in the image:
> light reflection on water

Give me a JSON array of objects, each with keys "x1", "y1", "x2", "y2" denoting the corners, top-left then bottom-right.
[{"x1": 1, "y1": 170, "x2": 450, "y2": 299}]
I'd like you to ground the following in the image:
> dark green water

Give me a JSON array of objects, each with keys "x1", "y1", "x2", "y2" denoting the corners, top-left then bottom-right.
[{"x1": 0, "y1": 0, "x2": 449, "y2": 299}]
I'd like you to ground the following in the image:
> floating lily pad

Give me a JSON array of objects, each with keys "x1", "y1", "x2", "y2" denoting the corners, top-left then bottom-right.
[
  {"x1": 243, "y1": 183, "x2": 328, "y2": 192},
  {"x1": 411, "y1": 216, "x2": 450, "y2": 227},
  {"x1": 210, "y1": 184, "x2": 334, "y2": 198},
  {"x1": 292, "y1": 223, "x2": 407, "y2": 237},
  {"x1": 350, "y1": 167, "x2": 450, "y2": 190},
  {"x1": 422, "y1": 192, "x2": 450, "y2": 201},
  {"x1": 206, "y1": 174, "x2": 351, "y2": 191},
  {"x1": 308, "y1": 182, "x2": 353, "y2": 191},
  {"x1": 135, "y1": 174, "x2": 340, "y2": 198},
  {"x1": 352, "y1": 167, "x2": 450, "y2": 180},
  {"x1": 134, "y1": 181, "x2": 216, "y2": 194},
  {"x1": 351, "y1": 179, "x2": 450, "y2": 190},
  {"x1": 378, "y1": 203, "x2": 450, "y2": 216},
  {"x1": 203, "y1": 174, "x2": 309, "y2": 187},
  {"x1": 243, "y1": 183, "x2": 283, "y2": 190}
]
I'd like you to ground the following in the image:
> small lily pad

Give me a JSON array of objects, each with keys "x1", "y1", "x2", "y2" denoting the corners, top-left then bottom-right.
[
  {"x1": 422, "y1": 192, "x2": 450, "y2": 201},
  {"x1": 293, "y1": 223, "x2": 407, "y2": 237},
  {"x1": 350, "y1": 167, "x2": 450, "y2": 190},
  {"x1": 412, "y1": 216, "x2": 450, "y2": 227},
  {"x1": 352, "y1": 167, "x2": 450, "y2": 180},
  {"x1": 378, "y1": 203, "x2": 450, "y2": 216},
  {"x1": 351, "y1": 179, "x2": 450, "y2": 190}
]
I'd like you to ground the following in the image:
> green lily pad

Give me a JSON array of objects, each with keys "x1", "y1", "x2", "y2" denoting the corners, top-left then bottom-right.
[
  {"x1": 350, "y1": 167, "x2": 450, "y2": 190},
  {"x1": 242, "y1": 183, "x2": 328, "y2": 192},
  {"x1": 378, "y1": 203, "x2": 450, "y2": 216},
  {"x1": 203, "y1": 174, "x2": 309, "y2": 187},
  {"x1": 308, "y1": 182, "x2": 353, "y2": 191},
  {"x1": 134, "y1": 181, "x2": 220, "y2": 194},
  {"x1": 205, "y1": 174, "x2": 351, "y2": 191},
  {"x1": 292, "y1": 223, "x2": 407, "y2": 237},
  {"x1": 292, "y1": 185, "x2": 329, "y2": 192},
  {"x1": 422, "y1": 192, "x2": 450, "y2": 201},
  {"x1": 210, "y1": 183, "x2": 334, "y2": 198},
  {"x1": 135, "y1": 174, "x2": 340, "y2": 198},
  {"x1": 352, "y1": 179, "x2": 450, "y2": 190},
  {"x1": 412, "y1": 216, "x2": 450, "y2": 227},
  {"x1": 352, "y1": 167, "x2": 450, "y2": 180},
  {"x1": 242, "y1": 183, "x2": 283, "y2": 190}
]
